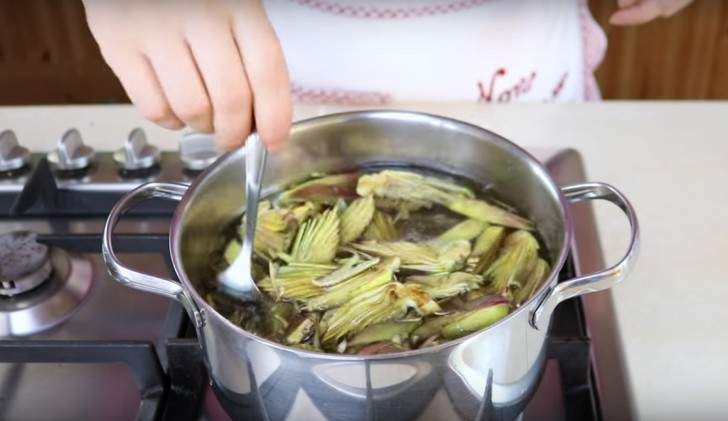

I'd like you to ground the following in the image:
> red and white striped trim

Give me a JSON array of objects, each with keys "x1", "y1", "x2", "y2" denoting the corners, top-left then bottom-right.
[
  {"x1": 291, "y1": 83, "x2": 392, "y2": 105},
  {"x1": 289, "y1": 0, "x2": 491, "y2": 19}
]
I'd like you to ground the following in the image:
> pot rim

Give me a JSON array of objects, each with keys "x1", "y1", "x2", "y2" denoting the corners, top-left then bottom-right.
[{"x1": 169, "y1": 109, "x2": 574, "y2": 360}]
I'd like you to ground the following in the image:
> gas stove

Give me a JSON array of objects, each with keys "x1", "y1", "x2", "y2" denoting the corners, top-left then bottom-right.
[{"x1": 0, "y1": 126, "x2": 634, "y2": 421}]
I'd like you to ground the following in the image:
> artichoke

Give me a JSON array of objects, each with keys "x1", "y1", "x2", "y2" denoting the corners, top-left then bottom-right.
[
  {"x1": 286, "y1": 313, "x2": 319, "y2": 345},
  {"x1": 211, "y1": 166, "x2": 548, "y2": 355},
  {"x1": 266, "y1": 262, "x2": 337, "y2": 301},
  {"x1": 483, "y1": 230, "x2": 539, "y2": 294},
  {"x1": 267, "y1": 301, "x2": 298, "y2": 338},
  {"x1": 406, "y1": 271, "x2": 483, "y2": 300},
  {"x1": 228, "y1": 200, "x2": 317, "y2": 261},
  {"x1": 448, "y1": 197, "x2": 533, "y2": 230},
  {"x1": 312, "y1": 257, "x2": 381, "y2": 288},
  {"x1": 278, "y1": 172, "x2": 361, "y2": 205},
  {"x1": 289, "y1": 207, "x2": 340, "y2": 263},
  {"x1": 440, "y1": 303, "x2": 510, "y2": 339},
  {"x1": 307, "y1": 257, "x2": 399, "y2": 311},
  {"x1": 340, "y1": 195, "x2": 376, "y2": 244},
  {"x1": 353, "y1": 240, "x2": 471, "y2": 273},
  {"x1": 437, "y1": 219, "x2": 488, "y2": 242},
  {"x1": 362, "y1": 210, "x2": 398, "y2": 241},
  {"x1": 357, "y1": 170, "x2": 474, "y2": 207},
  {"x1": 410, "y1": 312, "x2": 462, "y2": 345},
  {"x1": 321, "y1": 282, "x2": 440, "y2": 344},
  {"x1": 468, "y1": 225, "x2": 507, "y2": 274},
  {"x1": 512, "y1": 257, "x2": 551, "y2": 306},
  {"x1": 348, "y1": 319, "x2": 421, "y2": 347}
]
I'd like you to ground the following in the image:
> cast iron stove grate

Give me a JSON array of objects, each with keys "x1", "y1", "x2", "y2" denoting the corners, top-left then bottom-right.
[{"x1": 0, "y1": 232, "x2": 600, "y2": 421}]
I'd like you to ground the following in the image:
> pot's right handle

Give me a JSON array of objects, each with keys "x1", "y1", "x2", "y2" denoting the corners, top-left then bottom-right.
[
  {"x1": 530, "y1": 182, "x2": 640, "y2": 330},
  {"x1": 102, "y1": 182, "x2": 204, "y2": 328}
]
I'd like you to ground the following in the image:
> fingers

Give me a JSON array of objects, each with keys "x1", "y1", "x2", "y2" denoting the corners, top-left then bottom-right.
[
  {"x1": 143, "y1": 36, "x2": 214, "y2": 134},
  {"x1": 610, "y1": 1, "x2": 662, "y2": 25},
  {"x1": 610, "y1": 0, "x2": 694, "y2": 26},
  {"x1": 83, "y1": 0, "x2": 292, "y2": 153},
  {"x1": 617, "y1": 0, "x2": 638, "y2": 8},
  {"x1": 184, "y1": 11, "x2": 253, "y2": 152},
  {"x1": 231, "y1": 2, "x2": 293, "y2": 152},
  {"x1": 101, "y1": 48, "x2": 185, "y2": 130}
]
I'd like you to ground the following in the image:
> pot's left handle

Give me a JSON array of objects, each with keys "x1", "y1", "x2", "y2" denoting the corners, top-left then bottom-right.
[
  {"x1": 531, "y1": 182, "x2": 640, "y2": 330},
  {"x1": 102, "y1": 182, "x2": 203, "y2": 328}
]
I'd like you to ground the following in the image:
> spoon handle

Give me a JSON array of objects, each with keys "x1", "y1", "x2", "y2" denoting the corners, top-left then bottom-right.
[{"x1": 242, "y1": 133, "x2": 267, "y2": 266}]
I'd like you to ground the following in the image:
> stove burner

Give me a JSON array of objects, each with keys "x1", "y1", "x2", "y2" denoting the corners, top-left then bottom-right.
[
  {"x1": 0, "y1": 233, "x2": 93, "y2": 337},
  {"x1": 0, "y1": 231, "x2": 52, "y2": 297}
]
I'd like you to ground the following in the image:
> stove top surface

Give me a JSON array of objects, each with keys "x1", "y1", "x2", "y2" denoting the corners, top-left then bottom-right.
[{"x1": 0, "y1": 144, "x2": 633, "y2": 421}]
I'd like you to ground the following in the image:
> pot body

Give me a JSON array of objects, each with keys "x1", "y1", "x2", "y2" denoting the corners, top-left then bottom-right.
[
  {"x1": 199, "y1": 289, "x2": 550, "y2": 421},
  {"x1": 103, "y1": 110, "x2": 639, "y2": 421}
]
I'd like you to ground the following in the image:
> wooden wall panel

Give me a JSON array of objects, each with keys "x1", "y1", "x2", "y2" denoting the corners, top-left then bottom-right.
[
  {"x1": 0, "y1": 0, "x2": 726, "y2": 104},
  {"x1": 0, "y1": 0, "x2": 128, "y2": 104},
  {"x1": 591, "y1": 0, "x2": 728, "y2": 99}
]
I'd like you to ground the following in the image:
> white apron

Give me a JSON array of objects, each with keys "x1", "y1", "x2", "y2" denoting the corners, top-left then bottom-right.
[{"x1": 263, "y1": 0, "x2": 607, "y2": 105}]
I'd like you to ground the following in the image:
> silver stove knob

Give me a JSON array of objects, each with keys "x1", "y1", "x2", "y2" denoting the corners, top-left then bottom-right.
[
  {"x1": 47, "y1": 128, "x2": 95, "y2": 171},
  {"x1": 179, "y1": 132, "x2": 221, "y2": 171},
  {"x1": 113, "y1": 128, "x2": 160, "y2": 171},
  {"x1": 0, "y1": 130, "x2": 30, "y2": 172}
]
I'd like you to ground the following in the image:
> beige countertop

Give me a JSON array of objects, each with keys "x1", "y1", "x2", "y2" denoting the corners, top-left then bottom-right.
[{"x1": 2, "y1": 100, "x2": 726, "y2": 420}]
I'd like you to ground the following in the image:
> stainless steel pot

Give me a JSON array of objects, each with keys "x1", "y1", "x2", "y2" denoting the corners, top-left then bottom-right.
[{"x1": 102, "y1": 110, "x2": 639, "y2": 421}]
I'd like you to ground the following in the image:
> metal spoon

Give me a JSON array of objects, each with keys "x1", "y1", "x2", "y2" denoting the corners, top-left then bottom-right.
[{"x1": 218, "y1": 132, "x2": 267, "y2": 301}]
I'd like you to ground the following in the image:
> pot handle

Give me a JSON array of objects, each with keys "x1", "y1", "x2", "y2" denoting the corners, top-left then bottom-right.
[
  {"x1": 530, "y1": 182, "x2": 640, "y2": 330},
  {"x1": 102, "y1": 182, "x2": 203, "y2": 328}
]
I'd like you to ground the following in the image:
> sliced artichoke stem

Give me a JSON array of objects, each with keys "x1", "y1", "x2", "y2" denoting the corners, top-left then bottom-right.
[
  {"x1": 348, "y1": 320, "x2": 422, "y2": 347},
  {"x1": 357, "y1": 342, "x2": 407, "y2": 355},
  {"x1": 463, "y1": 294, "x2": 511, "y2": 310},
  {"x1": 340, "y1": 195, "x2": 376, "y2": 244},
  {"x1": 441, "y1": 303, "x2": 511, "y2": 339},
  {"x1": 410, "y1": 313, "x2": 462, "y2": 345},
  {"x1": 448, "y1": 197, "x2": 533, "y2": 230}
]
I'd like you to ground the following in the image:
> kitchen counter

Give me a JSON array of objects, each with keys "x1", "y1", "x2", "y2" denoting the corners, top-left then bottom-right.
[{"x1": 1, "y1": 100, "x2": 726, "y2": 420}]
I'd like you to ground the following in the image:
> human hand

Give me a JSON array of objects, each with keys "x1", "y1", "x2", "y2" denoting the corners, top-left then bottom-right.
[
  {"x1": 609, "y1": 0, "x2": 695, "y2": 26},
  {"x1": 82, "y1": 0, "x2": 292, "y2": 152}
]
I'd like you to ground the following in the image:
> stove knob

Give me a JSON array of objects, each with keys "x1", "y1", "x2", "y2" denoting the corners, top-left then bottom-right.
[
  {"x1": 0, "y1": 130, "x2": 30, "y2": 172},
  {"x1": 179, "y1": 132, "x2": 221, "y2": 171},
  {"x1": 113, "y1": 128, "x2": 160, "y2": 171},
  {"x1": 47, "y1": 128, "x2": 95, "y2": 171}
]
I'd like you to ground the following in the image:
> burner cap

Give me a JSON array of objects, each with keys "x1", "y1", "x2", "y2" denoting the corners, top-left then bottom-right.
[
  {"x1": 0, "y1": 231, "x2": 52, "y2": 297},
  {"x1": 0, "y1": 244, "x2": 94, "y2": 337}
]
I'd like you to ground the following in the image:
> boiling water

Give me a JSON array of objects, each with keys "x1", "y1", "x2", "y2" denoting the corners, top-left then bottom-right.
[{"x1": 200, "y1": 164, "x2": 551, "y2": 352}]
